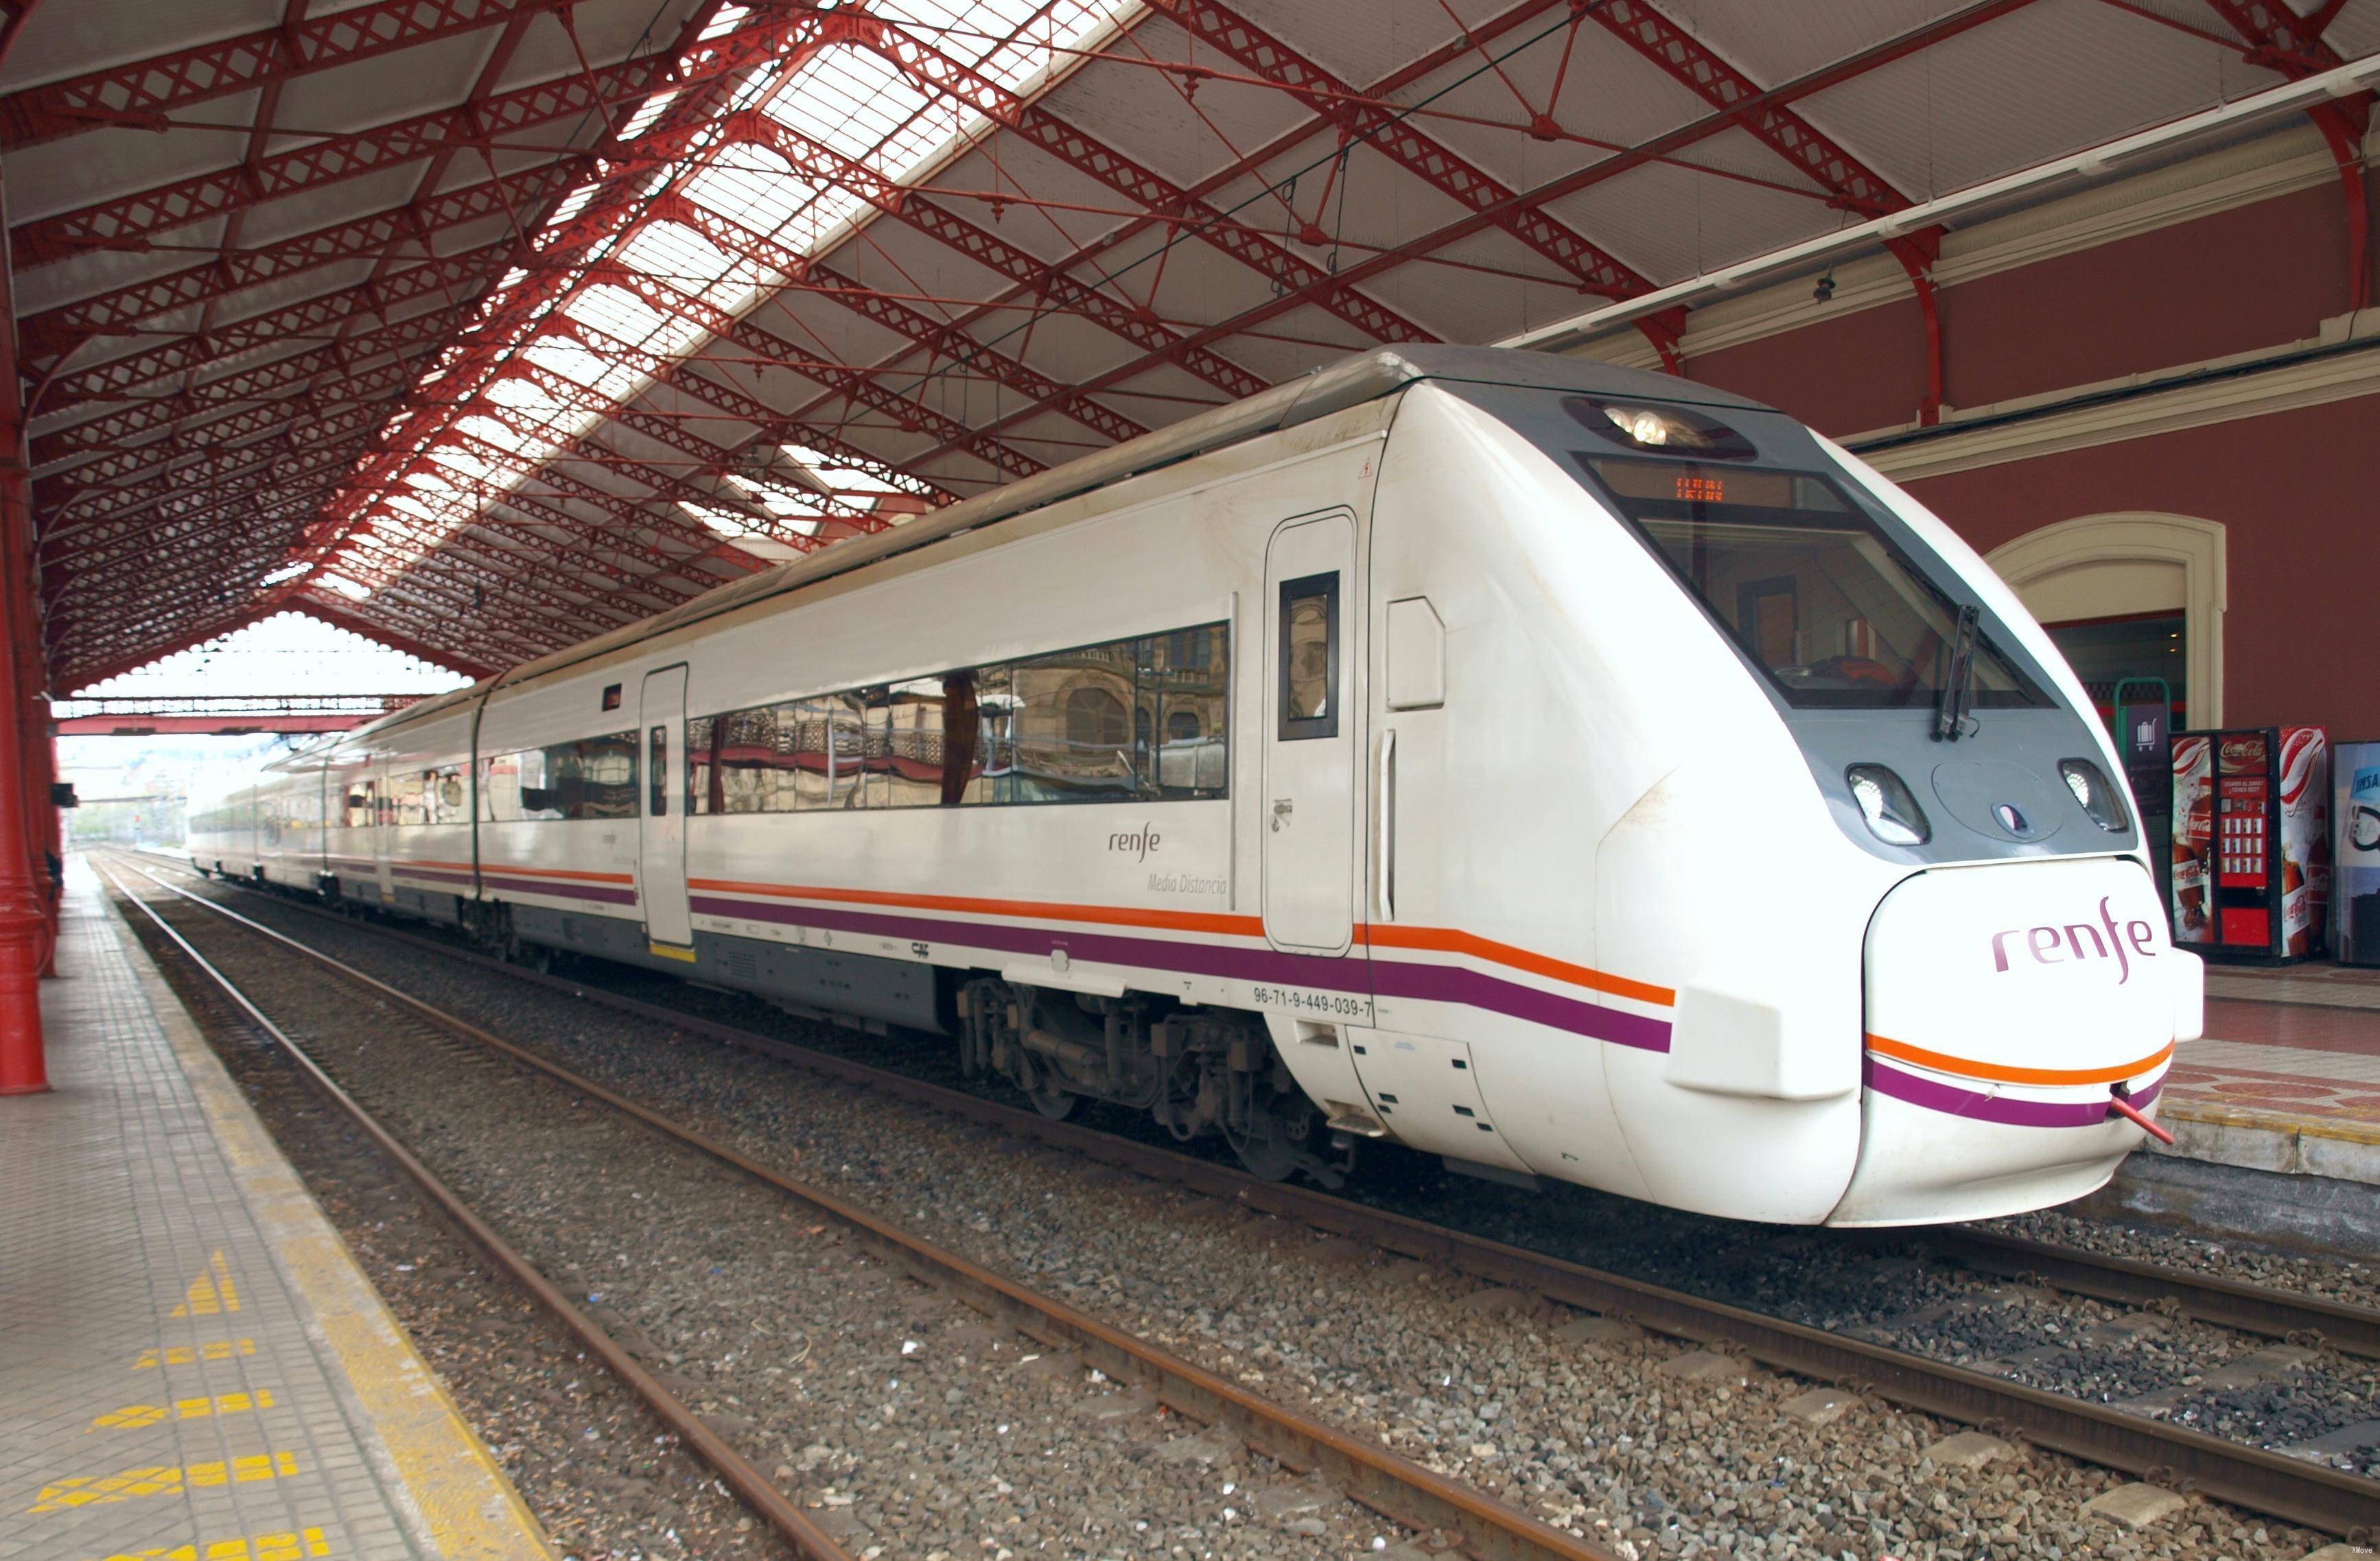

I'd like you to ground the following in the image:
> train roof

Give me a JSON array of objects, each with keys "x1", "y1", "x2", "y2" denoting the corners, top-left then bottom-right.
[{"x1": 343, "y1": 347, "x2": 1771, "y2": 744}]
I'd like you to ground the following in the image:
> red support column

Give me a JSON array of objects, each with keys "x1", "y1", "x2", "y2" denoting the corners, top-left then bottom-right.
[{"x1": 0, "y1": 161, "x2": 49, "y2": 1093}]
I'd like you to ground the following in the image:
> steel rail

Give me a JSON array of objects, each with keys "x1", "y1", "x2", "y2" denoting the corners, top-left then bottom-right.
[
  {"x1": 119, "y1": 854, "x2": 2380, "y2": 1539},
  {"x1": 1915, "y1": 1229, "x2": 2380, "y2": 1361},
  {"x1": 104, "y1": 857, "x2": 1618, "y2": 1561},
  {"x1": 93, "y1": 858, "x2": 857, "y2": 1561}
]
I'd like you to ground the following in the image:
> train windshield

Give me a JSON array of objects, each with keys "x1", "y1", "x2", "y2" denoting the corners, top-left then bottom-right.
[{"x1": 1580, "y1": 456, "x2": 2046, "y2": 710}]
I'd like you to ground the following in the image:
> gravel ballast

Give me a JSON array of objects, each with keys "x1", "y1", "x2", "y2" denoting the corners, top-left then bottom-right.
[{"x1": 130, "y1": 869, "x2": 2379, "y2": 1560}]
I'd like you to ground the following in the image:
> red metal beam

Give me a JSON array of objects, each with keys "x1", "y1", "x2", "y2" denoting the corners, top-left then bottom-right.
[
  {"x1": 854, "y1": 19, "x2": 1439, "y2": 348},
  {"x1": 765, "y1": 0, "x2": 1576, "y2": 465},
  {"x1": 655, "y1": 190, "x2": 1152, "y2": 449},
  {"x1": 913, "y1": 0, "x2": 2041, "y2": 458},
  {"x1": 725, "y1": 115, "x2": 1270, "y2": 401},
  {"x1": 1135, "y1": 0, "x2": 1689, "y2": 368},
  {"x1": 32, "y1": 252, "x2": 499, "y2": 412},
  {"x1": 0, "y1": 0, "x2": 581, "y2": 149},
  {"x1": 12, "y1": 54, "x2": 680, "y2": 269},
  {"x1": 18, "y1": 162, "x2": 566, "y2": 365},
  {"x1": 315, "y1": 3, "x2": 829, "y2": 543},
  {"x1": 1588, "y1": 0, "x2": 1948, "y2": 419},
  {"x1": 57, "y1": 714, "x2": 379, "y2": 735},
  {"x1": 31, "y1": 318, "x2": 452, "y2": 473},
  {"x1": 2195, "y1": 1, "x2": 2368, "y2": 313}
]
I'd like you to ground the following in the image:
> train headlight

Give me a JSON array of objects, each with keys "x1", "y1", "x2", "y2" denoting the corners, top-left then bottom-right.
[
  {"x1": 2059, "y1": 758, "x2": 2131, "y2": 832},
  {"x1": 1846, "y1": 764, "x2": 1930, "y2": 847}
]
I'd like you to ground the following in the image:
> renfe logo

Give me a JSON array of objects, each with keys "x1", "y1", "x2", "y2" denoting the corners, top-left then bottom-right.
[
  {"x1": 1109, "y1": 824, "x2": 1162, "y2": 860},
  {"x1": 1991, "y1": 896, "x2": 2159, "y2": 984}
]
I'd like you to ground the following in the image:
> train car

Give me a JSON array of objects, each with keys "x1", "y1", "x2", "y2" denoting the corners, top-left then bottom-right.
[
  {"x1": 185, "y1": 780, "x2": 257, "y2": 879},
  {"x1": 197, "y1": 347, "x2": 2202, "y2": 1226}
]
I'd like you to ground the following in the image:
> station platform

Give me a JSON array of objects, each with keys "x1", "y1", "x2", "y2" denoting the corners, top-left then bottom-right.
[
  {"x1": 0, "y1": 863, "x2": 550, "y2": 1561},
  {"x1": 2152, "y1": 961, "x2": 2380, "y2": 1187}
]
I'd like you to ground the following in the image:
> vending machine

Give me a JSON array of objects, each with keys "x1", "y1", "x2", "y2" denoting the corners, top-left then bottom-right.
[
  {"x1": 2171, "y1": 726, "x2": 2329, "y2": 961},
  {"x1": 2334, "y1": 739, "x2": 2380, "y2": 967}
]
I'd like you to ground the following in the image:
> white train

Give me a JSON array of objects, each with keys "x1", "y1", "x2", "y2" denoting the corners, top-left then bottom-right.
[{"x1": 189, "y1": 348, "x2": 2201, "y2": 1225}]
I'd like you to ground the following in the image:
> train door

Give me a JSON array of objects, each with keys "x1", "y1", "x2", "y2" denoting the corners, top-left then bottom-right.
[
  {"x1": 371, "y1": 761, "x2": 396, "y2": 903},
  {"x1": 1261, "y1": 511, "x2": 1357, "y2": 954},
  {"x1": 639, "y1": 664, "x2": 692, "y2": 950}
]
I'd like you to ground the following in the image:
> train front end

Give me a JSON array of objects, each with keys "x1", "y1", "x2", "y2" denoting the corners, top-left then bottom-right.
[
  {"x1": 1832, "y1": 852, "x2": 2202, "y2": 1224},
  {"x1": 1424, "y1": 359, "x2": 2202, "y2": 1225}
]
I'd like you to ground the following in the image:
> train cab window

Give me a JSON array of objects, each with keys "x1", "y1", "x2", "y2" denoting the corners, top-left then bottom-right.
[
  {"x1": 1583, "y1": 458, "x2": 2048, "y2": 712},
  {"x1": 1278, "y1": 572, "x2": 1340, "y2": 740},
  {"x1": 648, "y1": 727, "x2": 668, "y2": 816}
]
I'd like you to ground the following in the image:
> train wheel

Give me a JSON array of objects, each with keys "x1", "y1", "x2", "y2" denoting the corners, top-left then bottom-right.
[
  {"x1": 1225, "y1": 1114, "x2": 1301, "y2": 1181},
  {"x1": 1025, "y1": 1079, "x2": 1077, "y2": 1120}
]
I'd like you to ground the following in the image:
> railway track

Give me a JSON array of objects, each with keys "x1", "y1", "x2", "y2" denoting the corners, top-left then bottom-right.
[
  {"x1": 110, "y1": 853, "x2": 2380, "y2": 1539},
  {"x1": 102, "y1": 856, "x2": 1620, "y2": 1561}
]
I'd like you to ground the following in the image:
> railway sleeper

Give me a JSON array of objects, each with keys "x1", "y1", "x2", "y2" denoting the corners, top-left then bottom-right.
[{"x1": 958, "y1": 976, "x2": 1346, "y2": 1187}]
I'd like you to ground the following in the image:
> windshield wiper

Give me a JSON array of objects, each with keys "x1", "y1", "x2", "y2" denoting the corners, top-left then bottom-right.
[{"x1": 1935, "y1": 603, "x2": 1979, "y2": 741}]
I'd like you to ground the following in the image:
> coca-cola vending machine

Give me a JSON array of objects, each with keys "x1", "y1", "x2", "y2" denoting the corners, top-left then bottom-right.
[{"x1": 2171, "y1": 726, "x2": 2329, "y2": 961}]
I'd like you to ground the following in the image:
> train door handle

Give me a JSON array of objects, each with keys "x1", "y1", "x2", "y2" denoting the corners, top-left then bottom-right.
[{"x1": 1270, "y1": 797, "x2": 1293, "y2": 832}]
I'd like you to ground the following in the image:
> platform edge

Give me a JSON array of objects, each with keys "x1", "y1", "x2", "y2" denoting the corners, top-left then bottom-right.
[{"x1": 104, "y1": 894, "x2": 557, "y2": 1561}]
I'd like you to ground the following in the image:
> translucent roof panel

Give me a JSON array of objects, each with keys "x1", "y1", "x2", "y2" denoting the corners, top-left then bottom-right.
[{"x1": 342, "y1": 0, "x2": 1136, "y2": 588}]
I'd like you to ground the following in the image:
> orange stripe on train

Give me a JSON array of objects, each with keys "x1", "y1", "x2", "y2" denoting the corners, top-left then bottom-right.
[
  {"x1": 686, "y1": 878, "x2": 1674, "y2": 1008},
  {"x1": 1864, "y1": 1033, "x2": 2173, "y2": 1088}
]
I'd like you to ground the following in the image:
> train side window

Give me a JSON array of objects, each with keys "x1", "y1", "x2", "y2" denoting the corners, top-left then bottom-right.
[
  {"x1": 682, "y1": 618, "x2": 1226, "y2": 814},
  {"x1": 395, "y1": 773, "x2": 431, "y2": 827},
  {"x1": 430, "y1": 765, "x2": 469, "y2": 825},
  {"x1": 686, "y1": 715, "x2": 719, "y2": 815},
  {"x1": 1279, "y1": 572, "x2": 1340, "y2": 740},
  {"x1": 879, "y1": 678, "x2": 946, "y2": 808},
  {"x1": 1012, "y1": 641, "x2": 1139, "y2": 803},
  {"x1": 1147, "y1": 625, "x2": 1227, "y2": 798},
  {"x1": 648, "y1": 727, "x2": 667, "y2": 816}
]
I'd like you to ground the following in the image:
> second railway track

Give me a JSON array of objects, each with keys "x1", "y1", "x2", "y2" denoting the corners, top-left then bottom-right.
[{"x1": 108, "y1": 852, "x2": 2380, "y2": 1544}]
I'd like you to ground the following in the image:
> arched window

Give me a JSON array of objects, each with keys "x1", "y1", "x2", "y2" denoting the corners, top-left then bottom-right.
[
  {"x1": 1065, "y1": 685, "x2": 1128, "y2": 751},
  {"x1": 1986, "y1": 513, "x2": 2225, "y2": 728},
  {"x1": 1166, "y1": 709, "x2": 1202, "y2": 742}
]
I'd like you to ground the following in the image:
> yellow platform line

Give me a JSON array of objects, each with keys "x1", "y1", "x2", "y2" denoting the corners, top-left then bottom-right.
[
  {"x1": 132, "y1": 1340, "x2": 253, "y2": 1370},
  {"x1": 112, "y1": 902, "x2": 555, "y2": 1558},
  {"x1": 30, "y1": 1451, "x2": 300, "y2": 1513},
  {"x1": 170, "y1": 1250, "x2": 240, "y2": 1317},
  {"x1": 90, "y1": 1390, "x2": 274, "y2": 1433},
  {"x1": 80, "y1": 1526, "x2": 328, "y2": 1561}
]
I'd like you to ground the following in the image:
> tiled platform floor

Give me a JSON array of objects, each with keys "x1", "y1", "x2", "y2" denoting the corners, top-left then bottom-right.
[
  {"x1": 2155, "y1": 961, "x2": 2380, "y2": 1184},
  {"x1": 0, "y1": 862, "x2": 549, "y2": 1561}
]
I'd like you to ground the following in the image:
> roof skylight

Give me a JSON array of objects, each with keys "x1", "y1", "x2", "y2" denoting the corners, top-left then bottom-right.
[{"x1": 343, "y1": 1, "x2": 1130, "y2": 598}]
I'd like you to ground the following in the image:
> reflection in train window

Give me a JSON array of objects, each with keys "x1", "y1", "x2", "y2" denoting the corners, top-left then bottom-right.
[
  {"x1": 479, "y1": 732, "x2": 640, "y2": 821},
  {"x1": 1278, "y1": 573, "x2": 1339, "y2": 740},
  {"x1": 688, "y1": 620, "x2": 1228, "y2": 812}
]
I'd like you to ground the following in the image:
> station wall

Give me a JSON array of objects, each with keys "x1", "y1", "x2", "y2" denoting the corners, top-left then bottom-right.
[{"x1": 1658, "y1": 131, "x2": 2380, "y2": 743}]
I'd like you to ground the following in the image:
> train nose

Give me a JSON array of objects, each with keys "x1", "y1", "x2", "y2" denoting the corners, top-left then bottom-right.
[{"x1": 1827, "y1": 854, "x2": 2200, "y2": 1227}]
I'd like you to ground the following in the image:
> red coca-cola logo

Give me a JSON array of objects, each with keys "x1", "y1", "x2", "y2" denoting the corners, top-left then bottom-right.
[
  {"x1": 2221, "y1": 736, "x2": 2266, "y2": 767},
  {"x1": 2279, "y1": 727, "x2": 2324, "y2": 808}
]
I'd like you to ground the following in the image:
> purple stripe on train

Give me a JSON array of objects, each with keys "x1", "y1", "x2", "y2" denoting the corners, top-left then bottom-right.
[
  {"x1": 1865, "y1": 1059, "x2": 2165, "y2": 1129},
  {"x1": 688, "y1": 893, "x2": 1670, "y2": 1053},
  {"x1": 485, "y1": 873, "x2": 638, "y2": 906}
]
